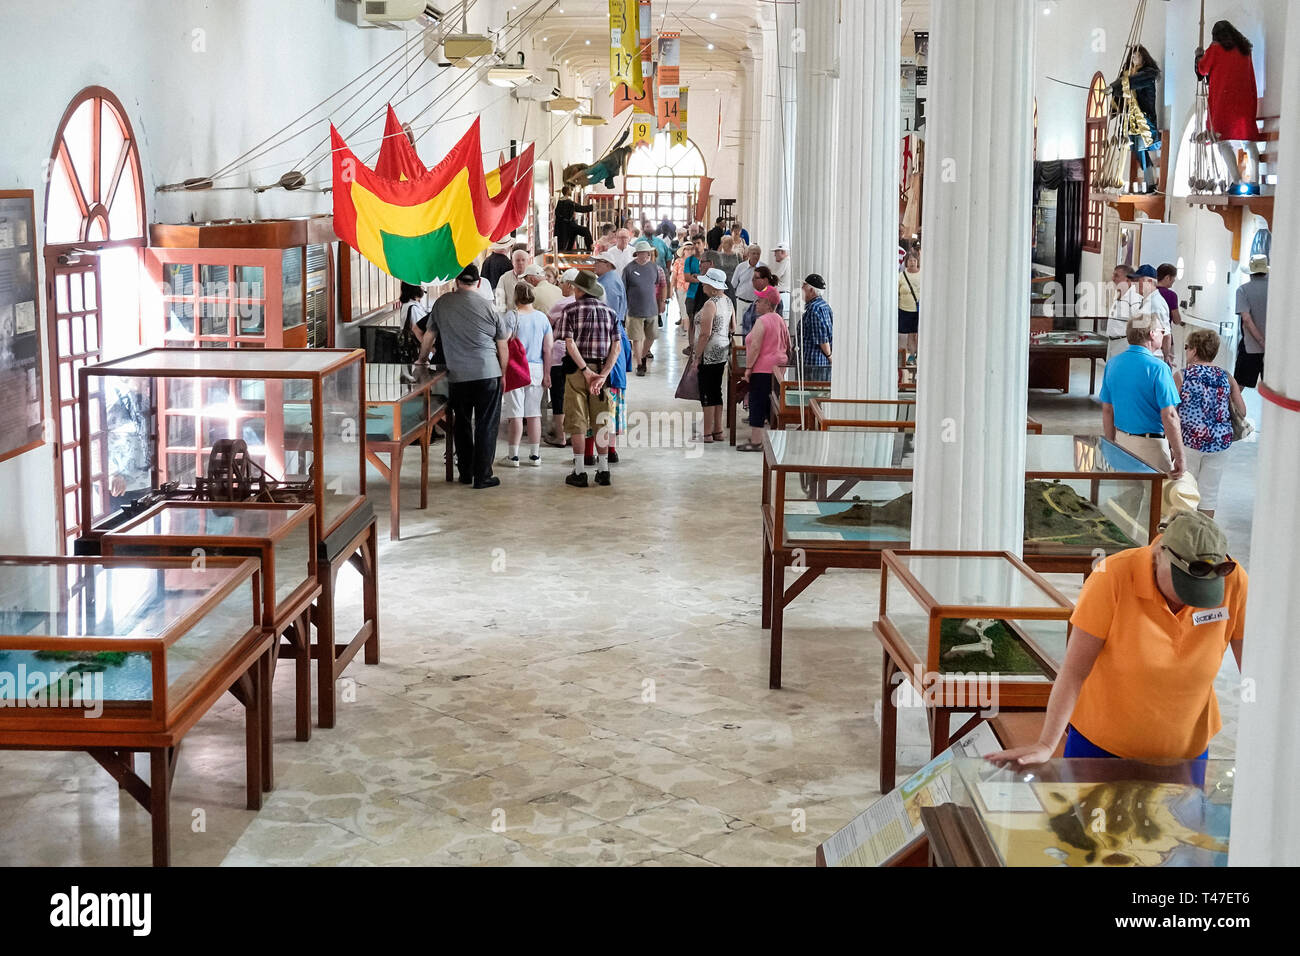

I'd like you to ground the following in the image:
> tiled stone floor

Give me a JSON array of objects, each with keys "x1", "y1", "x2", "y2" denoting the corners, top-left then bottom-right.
[{"x1": 0, "y1": 331, "x2": 1255, "y2": 865}]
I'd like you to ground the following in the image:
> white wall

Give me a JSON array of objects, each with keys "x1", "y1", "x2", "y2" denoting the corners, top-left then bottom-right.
[{"x1": 0, "y1": 0, "x2": 589, "y2": 554}]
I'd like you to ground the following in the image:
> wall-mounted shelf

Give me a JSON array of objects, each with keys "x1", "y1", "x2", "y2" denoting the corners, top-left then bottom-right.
[{"x1": 1181, "y1": 193, "x2": 1274, "y2": 260}]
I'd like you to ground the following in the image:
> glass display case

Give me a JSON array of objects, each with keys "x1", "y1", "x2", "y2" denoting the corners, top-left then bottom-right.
[
  {"x1": 1028, "y1": 328, "x2": 1108, "y2": 395},
  {"x1": 76, "y1": 348, "x2": 366, "y2": 550},
  {"x1": 365, "y1": 364, "x2": 450, "y2": 540},
  {"x1": 874, "y1": 549, "x2": 1073, "y2": 792},
  {"x1": 100, "y1": 502, "x2": 316, "y2": 628},
  {"x1": 771, "y1": 366, "x2": 831, "y2": 429},
  {"x1": 1022, "y1": 434, "x2": 1163, "y2": 571},
  {"x1": 942, "y1": 757, "x2": 1233, "y2": 867},
  {"x1": 763, "y1": 432, "x2": 1160, "y2": 566},
  {"x1": 145, "y1": 217, "x2": 336, "y2": 349},
  {"x1": 0, "y1": 555, "x2": 260, "y2": 732},
  {"x1": 808, "y1": 399, "x2": 1042, "y2": 434}
]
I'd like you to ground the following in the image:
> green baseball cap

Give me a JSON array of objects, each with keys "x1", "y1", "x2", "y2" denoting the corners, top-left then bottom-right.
[{"x1": 1161, "y1": 511, "x2": 1233, "y2": 607}]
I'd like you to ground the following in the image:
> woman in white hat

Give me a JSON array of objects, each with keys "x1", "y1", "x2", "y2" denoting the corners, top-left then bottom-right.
[{"x1": 693, "y1": 268, "x2": 735, "y2": 443}]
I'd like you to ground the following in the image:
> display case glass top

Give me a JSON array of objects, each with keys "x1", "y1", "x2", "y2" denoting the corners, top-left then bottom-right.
[
  {"x1": 766, "y1": 429, "x2": 915, "y2": 472},
  {"x1": 0, "y1": 557, "x2": 250, "y2": 641},
  {"x1": 92, "y1": 348, "x2": 357, "y2": 376},
  {"x1": 1025, "y1": 435, "x2": 1159, "y2": 476},
  {"x1": 0, "y1": 555, "x2": 259, "y2": 723},
  {"x1": 887, "y1": 551, "x2": 1073, "y2": 612},
  {"x1": 949, "y1": 757, "x2": 1233, "y2": 867},
  {"x1": 108, "y1": 502, "x2": 301, "y2": 540},
  {"x1": 365, "y1": 364, "x2": 439, "y2": 404}
]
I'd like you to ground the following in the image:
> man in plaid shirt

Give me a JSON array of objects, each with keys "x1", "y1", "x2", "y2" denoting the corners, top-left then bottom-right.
[
  {"x1": 554, "y1": 270, "x2": 622, "y2": 487},
  {"x1": 799, "y1": 273, "x2": 833, "y2": 380}
]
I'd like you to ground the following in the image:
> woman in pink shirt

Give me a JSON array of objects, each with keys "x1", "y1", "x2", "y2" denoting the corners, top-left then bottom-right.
[{"x1": 737, "y1": 287, "x2": 791, "y2": 451}]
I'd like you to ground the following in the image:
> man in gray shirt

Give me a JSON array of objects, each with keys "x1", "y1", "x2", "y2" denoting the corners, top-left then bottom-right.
[
  {"x1": 1234, "y1": 254, "x2": 1269, "y2": 388},
  {"x1": 622, "y1": 240, "x2": 666, "y2": 375},
  {"x1": 419, "y1": 264, "x2": 510, "y2": 488}
]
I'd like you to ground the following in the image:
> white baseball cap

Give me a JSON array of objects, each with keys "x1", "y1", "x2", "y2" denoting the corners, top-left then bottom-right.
[
  {"x1": 522, "y1": 264, "x2": 545, "y2": 277},
  {"x1": 595, "y1": 252, "x2": 620, "y2": 267},
  {"x1": 560, "y1": 268, "x2": 580, "y2": 282},
  {"x1": 774, "y1": 243, "x2": 789, "y2": 252}
]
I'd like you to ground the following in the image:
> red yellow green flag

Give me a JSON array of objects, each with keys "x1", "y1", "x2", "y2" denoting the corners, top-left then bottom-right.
[{"x1": 332, "y1": 115, "x2": 534, "y2": 284}]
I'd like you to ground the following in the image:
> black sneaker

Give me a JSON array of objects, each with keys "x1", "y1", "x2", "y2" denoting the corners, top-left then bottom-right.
[
  {"x1": 472, "y1": 476, "x2": 501, "y2": 489},
  {"x1": 636, "y1": 362, "x2": 646, "y2": 376},
  {"x1": 584, "y1": 454, "x2": 596, "y2": 466},
  {"x1": 565, "y1": 472, "x2": 589, "y2": 488},
  {"x1": 594, "y1": 470, "x2": 611, "y2": 486},
  {"x1": 607, "y1": 448, "x2": 620, "y2": 464},
  {"x1": 458, "y1": 474, "x2": 473, "y2": 485}
]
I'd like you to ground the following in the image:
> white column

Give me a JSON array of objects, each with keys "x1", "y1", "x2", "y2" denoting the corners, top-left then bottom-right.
[
  {"x1": 737, "y1": 56, "x2": 758, "y2": 232},
  {"x1": 790, "y1": 0, "x2": 838, "y2": 285},
  {"x1": 829, "y1": 0, "x2": 900, "y2": 402},
  {"x1": 748, "y1": 24, "x2": 774, "y2": 247},
  {"x1": 910, "y1": 0, "x2": 1034, "y2": 552},
  {"x1": 1229, "y1": 7, "x2": 1300, "y2": 866}
]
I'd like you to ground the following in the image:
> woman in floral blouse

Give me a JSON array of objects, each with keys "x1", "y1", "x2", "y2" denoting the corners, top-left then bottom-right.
[{"x1": 1175, "y1": 329, "x2": 1247, "y2": 517}]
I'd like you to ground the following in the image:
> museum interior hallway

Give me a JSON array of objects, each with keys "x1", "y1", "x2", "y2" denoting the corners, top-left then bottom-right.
[{"x1": 0, "y1": 339, "x2": 1258, "y2": 865}]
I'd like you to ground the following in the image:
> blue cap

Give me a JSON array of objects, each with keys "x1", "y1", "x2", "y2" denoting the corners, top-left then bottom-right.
[{"x1": 1128, "y1": 264, "x2": 1158, "y2": 280}]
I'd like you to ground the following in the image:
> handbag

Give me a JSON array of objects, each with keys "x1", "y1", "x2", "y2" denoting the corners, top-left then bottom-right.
[
  {"x1": 504, "y1": 337, "x2": 531, "y2": 392},
  {"x1": 675, "y1": 361, "x2": 700, "y2": 402},
  {"x1": 1230, "y1": 402, "x2": 1254, "y2": 441}
]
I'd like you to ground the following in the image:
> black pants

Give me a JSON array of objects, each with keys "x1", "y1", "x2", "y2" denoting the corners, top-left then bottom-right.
[
  {"x1": 556, "y1": 222, "x2": 593, "y2": 252},
  {"x1": 1235, "y1": 339, "x2": 1264, "y2": 389},
  {"x1": 698, "y1": 362, "x2": 726, "y2": 408},
  {"x1": 449, "y1": 377, "x2": 503, "y2": 484}
]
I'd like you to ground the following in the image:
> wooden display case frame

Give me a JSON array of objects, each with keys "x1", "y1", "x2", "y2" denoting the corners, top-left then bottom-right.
[
  {"x1": 809, "y1": 398, "x2": 1043, "y2": 435},
  {"x1": 0, "y1": 554, "x2": 271, "y2": 866},
  {"x1": 364, "y1": 365, "x2": 452, "y2": 541},
  {"x1": 873, "y1": 548, "x2": 1073, "y2": 793},
  {"x1": 100, "y1": 501, "x2": 321, "y2": 744}
]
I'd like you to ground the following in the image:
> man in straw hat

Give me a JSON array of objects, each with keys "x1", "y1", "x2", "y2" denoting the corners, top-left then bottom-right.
[
  {"x1": 1234, "y1": 253, "x2": 1269, "y2": 389},
  {"x1": 553, "y1": 270, "x2": 622, "y2": 487},
  {"x1": 988, "y1": 510, "x2": 1247, "y2": 766}
]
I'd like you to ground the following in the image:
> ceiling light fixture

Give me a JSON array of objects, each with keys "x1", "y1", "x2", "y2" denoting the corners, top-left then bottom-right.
[{"x1": 707, "y1": 43, "x2": 715, "y2": 50}]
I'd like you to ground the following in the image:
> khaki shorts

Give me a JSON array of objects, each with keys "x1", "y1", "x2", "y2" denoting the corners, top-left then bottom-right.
[
  {"x1": 627, "y1": 315, "x2": 658, "y2": 344},
  {"x1": 564, "y1": 370, "x2": 614, "y2": 438}
]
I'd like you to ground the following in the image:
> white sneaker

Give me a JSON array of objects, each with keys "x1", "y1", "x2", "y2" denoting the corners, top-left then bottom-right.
[
  {"x1": 502, "y1": 455, "x2": 520, "y2": 468},
  {"x1": 527, "y1": 455, "x2": 542, "y2": 467}
]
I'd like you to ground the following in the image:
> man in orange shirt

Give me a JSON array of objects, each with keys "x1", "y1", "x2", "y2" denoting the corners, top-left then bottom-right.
[{"x1": 989, "y1": 511, "x2": 1247, "y2": 765}]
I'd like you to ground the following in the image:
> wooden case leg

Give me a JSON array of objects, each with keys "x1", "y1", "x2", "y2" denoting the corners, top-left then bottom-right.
[
  {"x1": 419, "y1": 431, "x2": 430, "y2": 509},
  {"x1": 880, "y1": 652, "x2": 899, "y2": 794},
  {"x1": 260, "y1": 648, "x2": 274, "y2": 793},
  {"x1": 316, "y1": 563, "x2": 339, "y2": 729},
  {"x1": 292, "y1": 615, "x2": 311, "y2": 742},
  {"x1": 363, "y1": 522, "x2": 380, "y2": 665},
  {"x1": 929, "y1": 707, "x2": 952, "y2": 759},
  {"x1": 245, "y1": 660, "x2": 263, "y2": 809},
  {"x1": 150, "y1": 748, "x2": 171, "y2": 867},
  {"x1": 768, "y1": 555, "x2": 785, "y2": 689},
  {"x1": 389, "y1": 444, "x2": 404, "y2": 541},
  {"x1": 761, "y1": 537, "x2": 773, "y2": 629}
]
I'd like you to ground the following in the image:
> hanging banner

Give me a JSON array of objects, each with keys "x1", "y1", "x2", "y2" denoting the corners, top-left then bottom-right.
[
  {"x1": 638, "y1": 1, "x2": 655, "y2": 81},
  {"x1": 612, "y1": 75, "x2": 655, "y2": 117},
  {"x1": 656, "y1": 32, "x2": 681, "y2": 129},
  {"x1": 631, "y1": 113, "x2": 655, "y2": 150},
  {"x1": 670, "y1": 86, "x2": 689, "y2": 147},
  {"x1": 609, "y1": 0, "x2": 642, "y2": 96}
]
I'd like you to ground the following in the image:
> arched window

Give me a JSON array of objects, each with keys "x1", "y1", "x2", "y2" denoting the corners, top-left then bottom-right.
[
  {"x1": 43, "y1": 86, "x2": 146, "y2": 547},
  {"x1": 623, "y1": 134, "x2": 707, "y2": 227},
  {"x1": 1083, "y1": 72, "x2": 1109, "y2": 252},
  {"x1": 45, "y1": 87, "x2": 144, "y2": 246}
]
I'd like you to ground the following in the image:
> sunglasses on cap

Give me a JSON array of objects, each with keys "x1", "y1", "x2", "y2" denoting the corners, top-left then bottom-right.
[{"x1": 1163, "y1": 545, "x2": 1236, "y2": 579}]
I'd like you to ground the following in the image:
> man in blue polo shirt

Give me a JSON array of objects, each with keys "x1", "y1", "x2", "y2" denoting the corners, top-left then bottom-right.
[{"x1": 1099, "y1": 313, "x2": 1186, "y2": 478}]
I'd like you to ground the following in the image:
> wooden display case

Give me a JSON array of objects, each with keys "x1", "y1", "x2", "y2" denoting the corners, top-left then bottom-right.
[
  {"x1": 0, "y1": 554, "x2": 270, "y2": 866},
  {"x1": 925, "y1": 757, "x2": 1234, "y2": 867},
  {"x1": 100, "y1": 501, "x2": 320, "y2": 743},
  {"x1": 809, "y1": 398, "x2": 1043, "y2": 434},
  {"x1": 78, "y1": 348, "x2": 378, "y2": 729},
  {"x1": 874, "y1": 549, "x2": 1073, "y2": 792},
  {"x1": 365, "y1": 364, "x2": 451, "y2": 540},
  {"x1": 1028, "y1": 329, "x2": 1108, "y2": 395},
  {"x1": 771, "y1": 366, "x2": 831, "y2": 429},
  {"x1": 146, "y1": 216, "x2": 335, "y2": 349},
  {"x1": 761, "y1": 431, "x2": 1159, "y2": 688}
]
